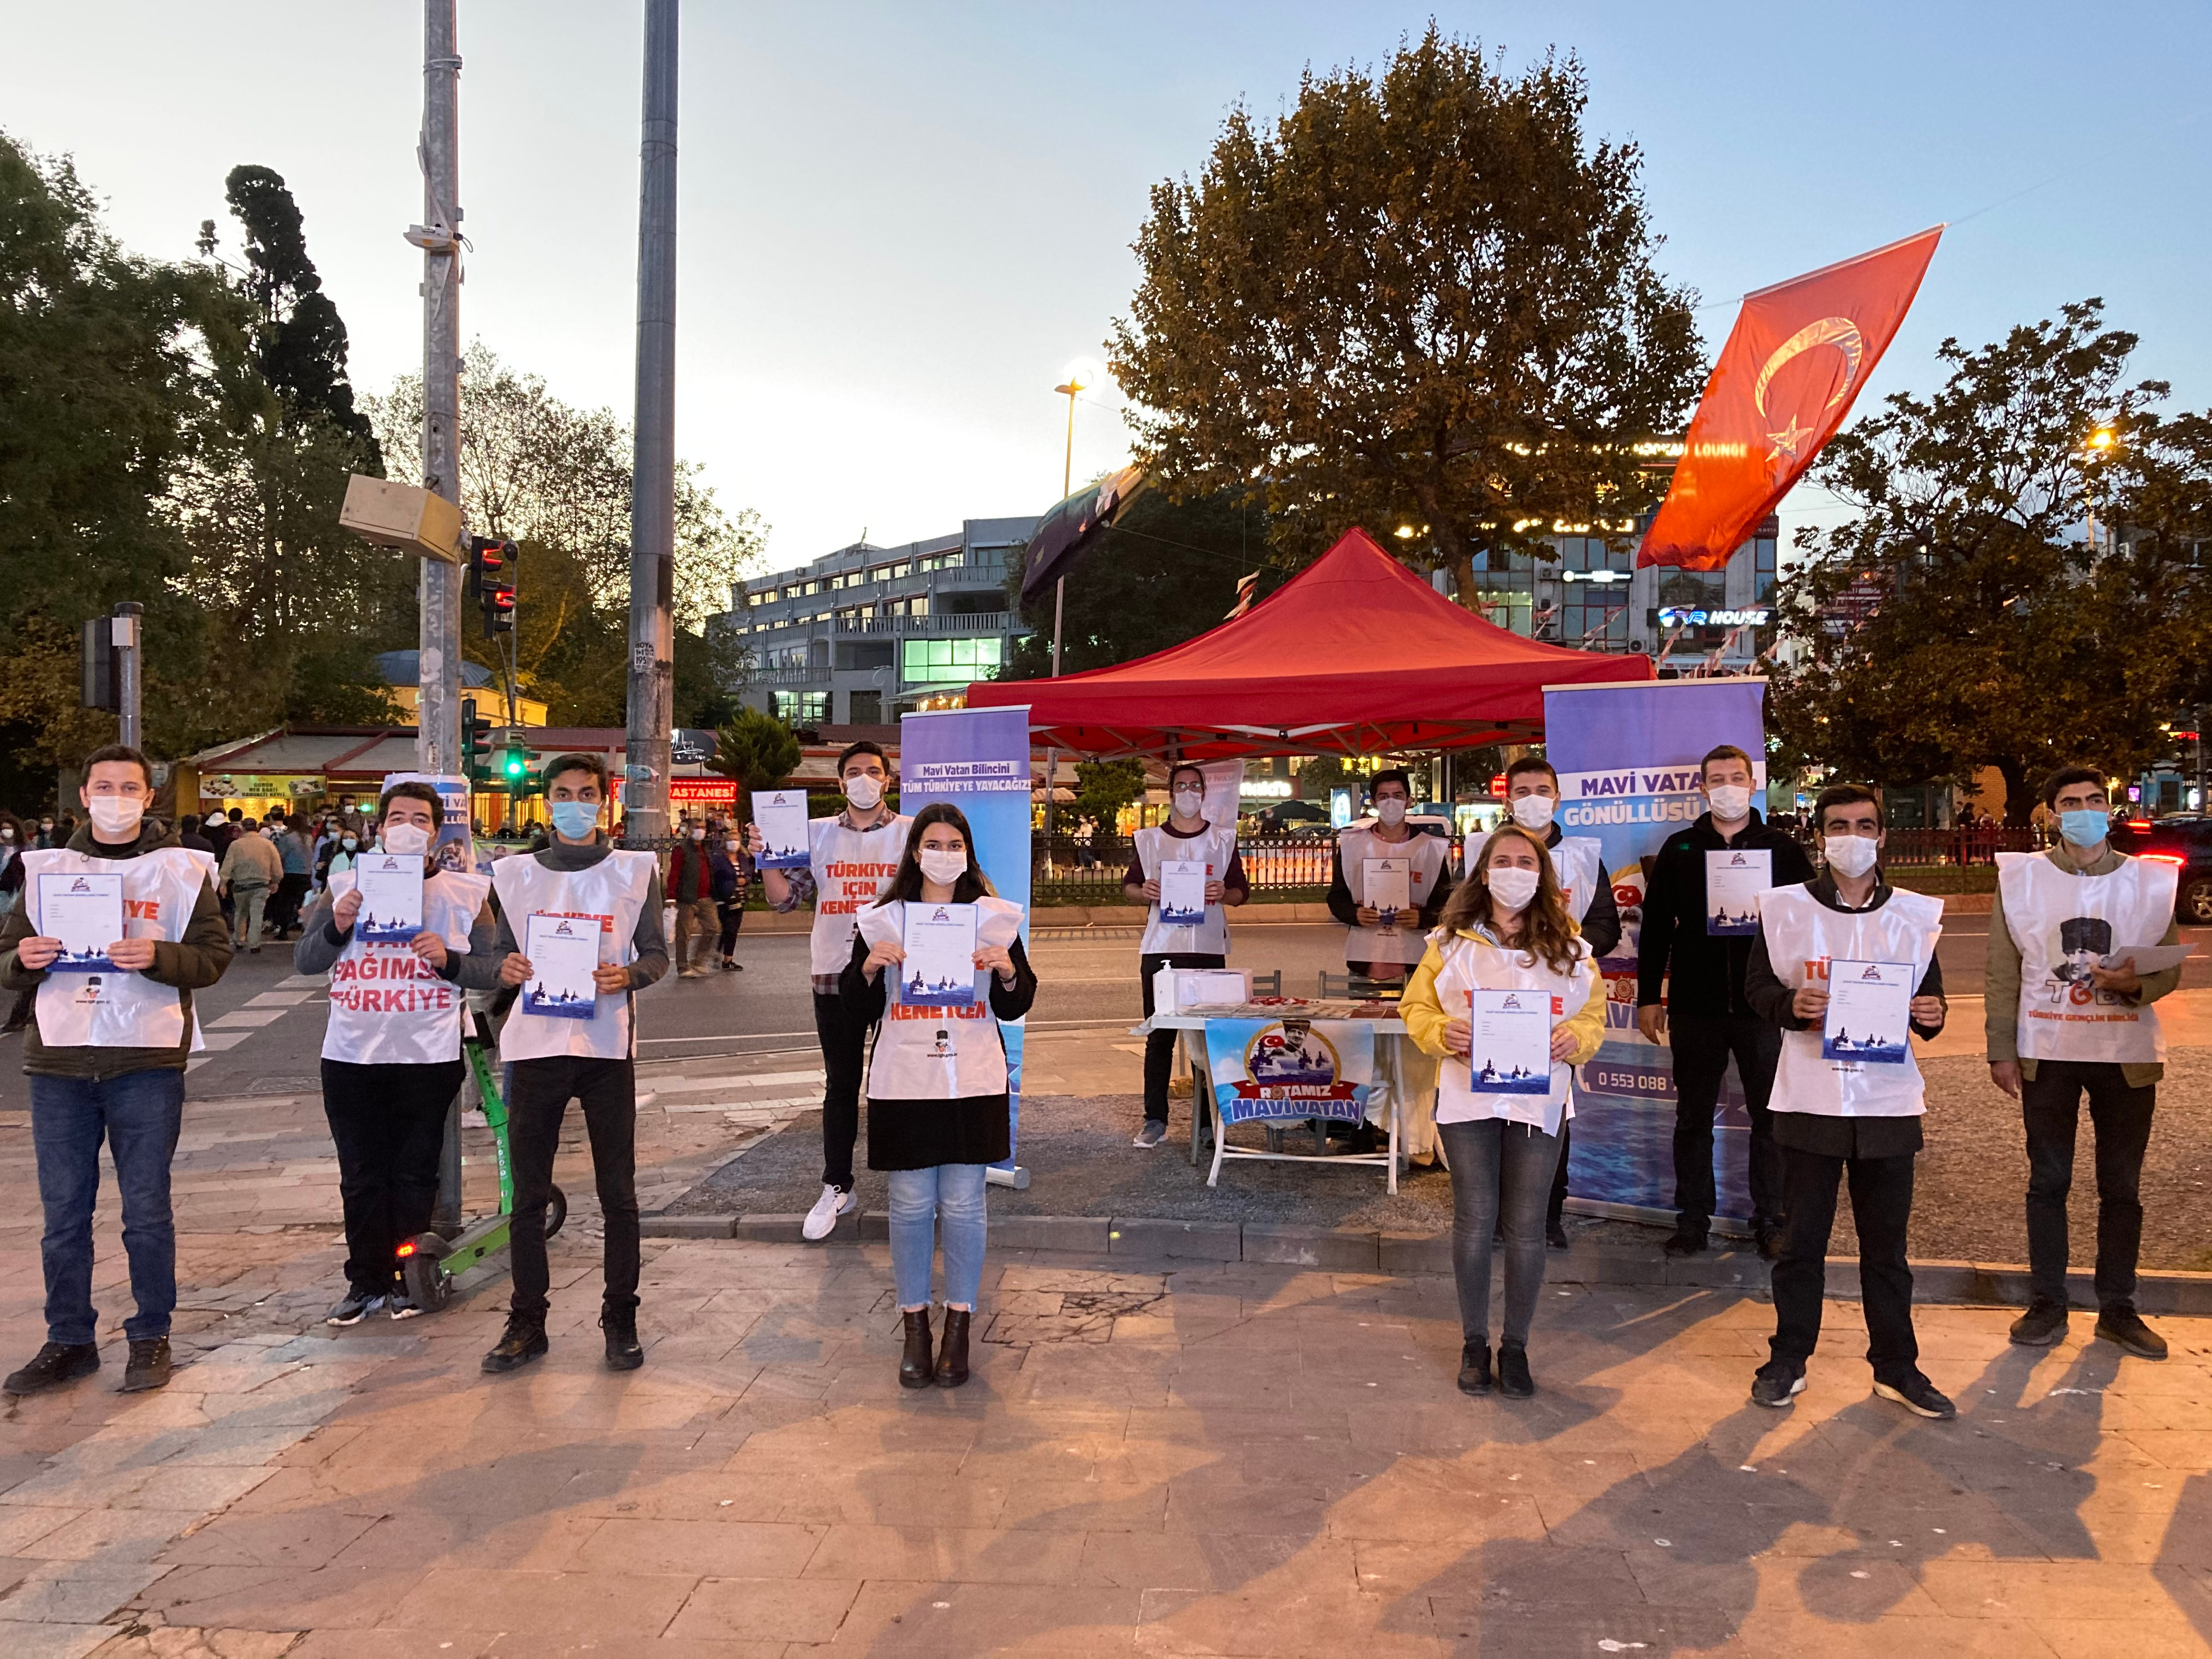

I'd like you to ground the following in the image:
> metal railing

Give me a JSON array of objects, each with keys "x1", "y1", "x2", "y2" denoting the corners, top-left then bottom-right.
[
  {"x1": 1785, "y1": 823, "x2": 2045, "y2": 866},
  {"x1": 1032, "y1": 831, "x2": 1336, "y2": 904}
]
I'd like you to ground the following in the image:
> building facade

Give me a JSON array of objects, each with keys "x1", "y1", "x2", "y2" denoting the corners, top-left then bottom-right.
[{"x1": 721, "y1": 516, "x2": 1039, "y2": 726}]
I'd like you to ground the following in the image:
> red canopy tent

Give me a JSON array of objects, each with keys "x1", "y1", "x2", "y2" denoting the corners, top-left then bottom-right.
[{"x1": 966, "y1": 527, "x2": 1653, "y2": 759}]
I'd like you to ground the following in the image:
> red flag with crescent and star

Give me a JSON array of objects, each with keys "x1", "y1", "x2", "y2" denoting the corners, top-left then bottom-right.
[{"x1": 1638, "y1": 227, "x2": 1943, "y2": 571}]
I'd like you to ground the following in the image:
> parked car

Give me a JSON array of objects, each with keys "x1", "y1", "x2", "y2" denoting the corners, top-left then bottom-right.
[
  {"x1": 1250, "y1": 799, "x2": 1334, "y2": 837},
  {"x1": 2108, "y1": 814, "x2": 2212, "y2": 924}
]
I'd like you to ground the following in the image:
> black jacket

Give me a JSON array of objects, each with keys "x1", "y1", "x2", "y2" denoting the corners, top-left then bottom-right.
[{"x1": 1636, "y1": 810, "x2": 1816, "y2": 1018}]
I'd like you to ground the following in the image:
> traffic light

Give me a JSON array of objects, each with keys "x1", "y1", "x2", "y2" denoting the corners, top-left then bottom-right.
[
  {"x1": 498, "y1": 747, "x2": 529, "y2": 790},
  {"x1": 467, "y1": 535, "x2": 517, "y2": 639},
  {"x1": 462, "y1": 698, "x2": 493, "y2": 783}
]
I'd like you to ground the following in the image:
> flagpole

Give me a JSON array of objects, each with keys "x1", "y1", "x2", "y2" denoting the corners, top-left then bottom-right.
[{"x1": 1042, "y1": 377, "x2": 1083, "y2": 858}]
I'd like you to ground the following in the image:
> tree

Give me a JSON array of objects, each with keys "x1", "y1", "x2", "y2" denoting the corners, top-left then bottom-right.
[
  {"x1": 1111, "y1": 27, "x2": 1704, "y2": 599},
  {"x1": 998, "y1": 489, "x2": 1282, "y2": 679},
  {"x1": 1070, "y1": 758, "x2": 1147, "y2": 836},
  {"x1": 1766, "y1": 300, "x2": 2212, "y2": 824},
  {"x1": 710, "y1": 707, "x2": 803, "y2": 822}
]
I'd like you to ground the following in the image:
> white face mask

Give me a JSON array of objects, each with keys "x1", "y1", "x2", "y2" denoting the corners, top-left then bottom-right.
[
  {"x1": 341, "y1": 837, "x2": 357, "y2": 850},
  {"x1": 1171, "y1": 788, "x2": 1205, "y2": 817},
  {"x1": 917, "y1": 848, "x2": 968, "y2": 887},
  {"x1": 690, "y1": 827, "x2": 706, "y2": 840},
  {"x1": 1509, "y1": 793, "x2": 1556, "y2": 833},
  {"x1": 1487, "y1": 865, "x2": 1542, "y2": 915},
  {"x1": 1823, "y1": 832, "x2": 1881, "y2": 878},
  {"x1": 843, "y1": 773, "x2": 884, "y2": 811},
  {"x1": 87, "y1": 797, "x2": 145, "y2": 837},
  {"x1": 381, "y1": 821, "x2": 433, "y2": 857},
  {"x1": 1374, "y1": 798, "x2": 1408, "y2": 826},
  {"x1": 1706, "y1": 783, "x2": 1753, "y2": 821}
]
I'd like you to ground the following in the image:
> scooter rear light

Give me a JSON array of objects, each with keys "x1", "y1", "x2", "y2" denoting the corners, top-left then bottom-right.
[
  {"x1": 2140, "y1": 853, "x2": 2185, "y2": 866},
  {"x1": 396, "y1": 1240, "x2": 417, "y2": 1257}
]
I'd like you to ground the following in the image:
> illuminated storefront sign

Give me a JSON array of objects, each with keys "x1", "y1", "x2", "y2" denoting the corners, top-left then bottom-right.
[{"x1": 1657, "y1": 606, "x2": 1771, "y2": 629}]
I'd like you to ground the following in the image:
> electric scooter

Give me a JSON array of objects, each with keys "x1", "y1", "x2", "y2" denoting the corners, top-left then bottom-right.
[{"x1": 397, "y1": 1009, "x2": 565, "y2": 1311}]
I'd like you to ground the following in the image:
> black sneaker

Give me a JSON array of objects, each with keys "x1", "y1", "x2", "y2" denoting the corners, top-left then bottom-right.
[
  {"x1": 1545, "y1": 1220, "x2": 1570, "y2": 1250},
  {"x1": 121, "y1": 1337, "x2": 172, "y2": 1393},
  {"x1": 1496, "y1": 1342, "x2": 1535, "y2": 1398},
  {"x1": 1755, "y1": 1222, "x2": 1786, "y2": 1262},
  {"x1": 1874, "y1": 1372, "x2": 1956, "y2": 1420},
  {"x1": 2, "y1": 1341, "x2": 99, "y2": 1396},
  {"x1": 1750, "y1": 1363, "x2": 1806, "y2": 1408},
  {"x1": 1662, "y1": 1223, "x2": 1708, "y2": 1257},
  {"x1": 2094, "y1": 1307, "x2": 2168, "y2": 1361},
  {"x1": 1456, "y1": 1340, "x2": 1492, "y2": 1396},
  {"x1": 601, "y1": 1307, "x2": 644, "y2": 1372},
  {"x1": 2008, "y1": 1299, "x2": 2069, "y2": 1347},
  {"x1": 325, "y1": 1291, "x2": 383, "y2": 1327},
  {"x1": 482, "y1": 1314, "x2": 549, "y2": 1374}
]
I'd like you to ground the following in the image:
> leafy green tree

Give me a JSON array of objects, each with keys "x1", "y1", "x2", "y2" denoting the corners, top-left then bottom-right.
[
  {"x1": 1111, "y1": 27, "x2": 1703, "y2": 600},
  {"x1": 1070, "y1": 758, "x2": 1147, "y2": 834},
  {"x1": 1767, "y1": 300, "x2": 2212, "y2": 823},
  {"x1": 998, "y1": 489, "x2": 1280, "y2": 678},
  {"x1": 711, "y1": 708, "x2": 803, "y2": 822}
]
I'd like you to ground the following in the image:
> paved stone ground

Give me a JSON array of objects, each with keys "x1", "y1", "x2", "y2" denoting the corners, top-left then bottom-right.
[{"x1": 0, "y1": 1020, "x2": 2207, "y2": 1654}]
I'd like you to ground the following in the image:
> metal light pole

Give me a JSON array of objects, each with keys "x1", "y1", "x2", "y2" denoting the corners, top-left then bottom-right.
[
  {"x1": 112, "y1": 603, "x2": 143, "y2": 748},
  {"x1": 1041, "y1": 377, "x2": 1083, "y2": 849},
  {"x1": 623, "y1": 0, "x2": 679, "y2": 846},
  {"x1": 416, "y1": 0, "x2": 464, "y2": 777}
]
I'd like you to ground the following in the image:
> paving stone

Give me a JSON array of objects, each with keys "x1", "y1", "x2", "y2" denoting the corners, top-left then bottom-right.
[
  {"x1": 1109, "y1": 1219, "x2": 1240, "y2": 1262},
  {"x1": 1240, "y1": 1224, "x2": 1379, "y2": 1270}
]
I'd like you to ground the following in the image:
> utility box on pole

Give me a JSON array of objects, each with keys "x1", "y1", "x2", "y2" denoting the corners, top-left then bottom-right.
[
  {"x1": 112, "y1": 603, "x2": 143, "y2": 748},
  {"x1": 80, "y1": 619, "x2": 117, "y2": 714}
]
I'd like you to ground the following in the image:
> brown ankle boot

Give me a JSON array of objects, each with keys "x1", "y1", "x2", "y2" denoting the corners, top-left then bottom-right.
[
  {"x1": 899, "y1": 1308, "x2": 934, "y2": 1389},
  {"x1": 934, "y1": 1308, "x2": 971, "y2": 1387}
]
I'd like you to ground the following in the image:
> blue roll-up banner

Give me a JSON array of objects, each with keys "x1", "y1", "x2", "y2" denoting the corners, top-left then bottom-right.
[
  {"x1": 1542, "y1": 679, "x2": 1770, "y2": 1224},
  {"x1": 898, "y1": 706, "x2": 1033, "y2": 1175}
]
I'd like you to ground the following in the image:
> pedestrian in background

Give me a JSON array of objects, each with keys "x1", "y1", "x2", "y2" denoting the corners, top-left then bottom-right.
[
  {"x1": 711, "y1": 828, "x2": 746, "y2": 972},
  {"x1": 667, "y1": 820, "x2": 719, "y2": 979},
  {"x1": 269, "y1": 814, "x2": 313, "y2": 939},
  {"x1": 218, "y1": 815, "x2": 282, "y2": 953},
  {"x1": 176, "y1": 814, "x2": 213, "y2": 856}
]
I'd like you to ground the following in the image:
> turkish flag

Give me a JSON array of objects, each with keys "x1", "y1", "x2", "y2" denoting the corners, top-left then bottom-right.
[{"x1": 1638, "y1": 227, "x2": 1943, "y2": 571}]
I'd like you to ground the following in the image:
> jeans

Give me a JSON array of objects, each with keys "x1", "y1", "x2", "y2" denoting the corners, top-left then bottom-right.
[
  {"x1": 30, "y1": 1070, "x2": 185, "y2": 1345},
  {"x1": 813, "y1": 991, "x2": 868, "y2": 1190},
  {"x1": 674, "y1": 896, "x2": 719, "y2": 972},
  {"x1": 887, "y1": 1163, "x2": 988, "y2": 1310},
  {"x1": 270, "y1": 872, "x2": 312, "y2": 936},
  {"x1": 1668, "y1": 1013, "x2": 1784, "y2": 1227},
  {"x1": 230, "y1": 882, "x2": 269, "y2": 950},
  {"x1": 1548, "y1": 1119, "x2": 1573, "y2": 1228},
  {"x1": 1438, "y1": 1117, "x2": 1562, "y2": 1349},
  {"x1": 506, "y1": 1056, "x2": 640, "y2": 1318},
  {"x1": 2020, "y1": 1060, "x2": 2157, "y2": 1310},
  {"x1": 321, "y1": 1058, "x2": 462, "y2": 1297},
  {"x1": 1141, "y1": 951, "x2": 1226, "y2": 1123},
  {"x1": 1769, "y1": 1146, "x2": 1918, "y2": 1383}
]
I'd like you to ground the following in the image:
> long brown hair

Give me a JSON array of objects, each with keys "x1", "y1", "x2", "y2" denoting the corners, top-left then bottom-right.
[
  {"x1": 1437, "y1": 825, "x2": 1582, "y2": 975},
  {"x1": 874, "y1": 802, "x2": 999, "y2": 906}
]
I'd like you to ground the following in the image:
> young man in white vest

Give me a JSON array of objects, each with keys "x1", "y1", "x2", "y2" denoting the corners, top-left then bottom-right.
[
  {"x1": 1500, "y1": 754, "x2": 1622, "y2": 1250},
  {"x1": 294, "y1": 781, "x2": 496, "y2": 1324},
  {"x1": 0, "y1": 744, "x2": 234, "y2": 1396},
  {"x1": 750, "y1": 741, "x2": 911, "y2": 1240},
  {"x1": 480, "y1": 754, "x2": 668, "y2": 1374},
  {"x1": 1988, "y1": 764, "x2": 2182, "y2": 1361},
  {"x1": 1124, "y1": 762, "x2": 1249, "y2": 1148},
  {"x1": 1325, "y1": 769, "x2": 1455, "y2": 984},
  {"x1": 1741, "y1": 783, "x2": 1955, "y2": 1419}
]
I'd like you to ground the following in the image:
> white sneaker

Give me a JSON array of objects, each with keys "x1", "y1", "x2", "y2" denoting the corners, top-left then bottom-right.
[{"x1": 802, "y1": 1183, "x2": 856, "y2": 1240}]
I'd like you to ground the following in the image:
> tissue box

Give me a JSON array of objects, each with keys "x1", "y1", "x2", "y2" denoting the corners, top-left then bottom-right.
[{"x1": 1154, "y1": 967, "x2": 1252, "y2": 1010}]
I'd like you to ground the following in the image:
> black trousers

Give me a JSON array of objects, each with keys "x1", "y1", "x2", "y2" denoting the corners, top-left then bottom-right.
[
  {"x1": 2021, "y1": 1060, "x2": 2157, "y2": 1311},
  {"x1": 1547, "y1": 1119, "x2": 1573, "y2": 1228},
  {"x1": 321, "y1": 1058, "x2": 463, "y2": 1296},
  {"x1": 1141, "y1": 951, "x2": 1226, "y2": 1124},
  {"x1": 507, "y1": 1054, "x2": 640, "y2": 1318},
  {"x1": 270, "y1": 872, "x2": 312, "y2": 934},
  {"x1": 813, "y1": 991, "x2": 869, "y2": 1190},
  {"x1": 715, "y1": 898, "x2": 743, "y2": 957},
  {"x1": 1668, "y1": 1013, "x2": 1784, "y2": 1227},
  {"x1": 1769, "y1": 1144, "x2": 1918, "y2": 1383}
]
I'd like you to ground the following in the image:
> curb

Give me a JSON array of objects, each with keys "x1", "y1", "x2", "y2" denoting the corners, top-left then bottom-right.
[{"x1": 639, "y1": 1212, "x2": 2212, "y2": 1315}]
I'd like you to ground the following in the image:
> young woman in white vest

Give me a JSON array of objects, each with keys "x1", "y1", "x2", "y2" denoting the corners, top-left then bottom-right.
[
  {"x1": 752, "y1": 740, "x2": 912, "y2": 1241},
  {"x1": 1401, "y1": 825, "x2": 1605, "y2": 1399},
  {"x1": 480, "y1": 753, "x2": 669, "y2": 1375},
  {"x1": 1499, "y1": 754, "x2": 1624, "y2": 1251},
  {"x1": 1122, "y1": 762, "x2": 1248, "y2": 1148},
  {"x1": 1741, "y1": 783, "x2": 1955, "y2": 1419},
  {"x1": 1988, "y1": 764, "x2": 2182, "y2": 1362},
  {"x1": 843, "y1": 804, "x2": 1035, "y2": 1388},
  {"x1": 293, "y1": 781, "x2": 495, "y2": 1324}
]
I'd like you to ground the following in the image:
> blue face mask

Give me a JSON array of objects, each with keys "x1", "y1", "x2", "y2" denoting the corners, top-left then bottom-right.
[
  {"x1": 549, "y1": 801, "x2": 600, "y2": 840},
  {"x1": 2058, "y1": 808, "x2": 2109, "y2": 848}
]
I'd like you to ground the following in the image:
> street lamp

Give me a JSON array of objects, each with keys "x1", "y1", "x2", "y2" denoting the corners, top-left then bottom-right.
[
  {"x1": 2083, "y1": 425, "x2": 2117, "y2": 551},
  {"x1": 1041, "y1": 367, "x2": 1096, "y2": 855}
]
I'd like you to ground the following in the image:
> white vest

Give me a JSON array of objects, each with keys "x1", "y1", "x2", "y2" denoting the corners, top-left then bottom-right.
[
  {"x1": 1997, "y1": 851, "x2": 2176, "y2": 1065},
  {"x1": 1758, "y1": 884, "x2": 1943, "y2": 1118},
  {"x1": 1551, "y1": 836, "x2": 1605, "y2": 926},
  {"x1": 492, "y1": 849, "x2": 657, "y2": 1061},
  {"x1": 25, "y1": 846, "x2": 217, "y2": 1051},
  {"x1": 1338, "y1": 825, "x2": 1450, "y2": 966},
  {"x1": 320, "y1": 868, "x2": 490, "y2": 1065},
  {"x1": 806, "y1": 814, "x2": 912, "y2": 977},
  {"x1": 1136, "y1": 822, "x2": 1237, "y2": 956},
  {"x1": 1431, "y1": 931, "x2": 1595, "y2": 1136},
  {"x1": 858, "y1": 896, "x2": 1023, "y2": 1100}
]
